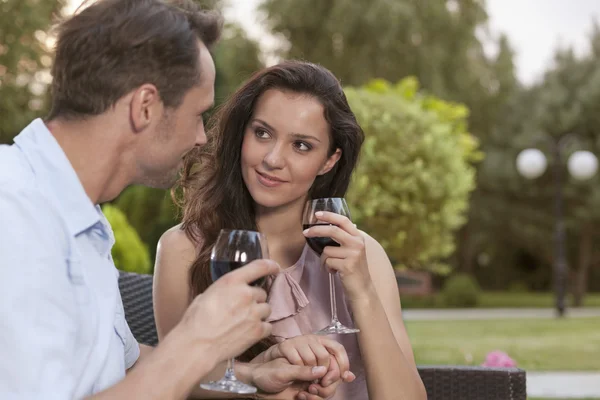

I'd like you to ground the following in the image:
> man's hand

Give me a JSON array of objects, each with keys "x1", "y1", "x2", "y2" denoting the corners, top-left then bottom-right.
[
  {"x1": 173, "y1": 259, "x2": 280, "y2": 365},
  {"x1": 249, "y1": 358, "x2": 333, "y2": 400}
]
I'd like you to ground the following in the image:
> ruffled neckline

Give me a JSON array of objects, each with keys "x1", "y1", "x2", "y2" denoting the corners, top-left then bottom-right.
[{"x1": 266, "y1": 245, "x2": 311, "y2": 322}]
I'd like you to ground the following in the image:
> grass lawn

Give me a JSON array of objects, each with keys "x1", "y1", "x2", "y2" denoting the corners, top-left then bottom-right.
[
  {"x1": 406, "y1": 317, "x2": 600, "y2": 371},
  {"x1": 401, "y1": 291, "x2": 600, "y2": 309}
]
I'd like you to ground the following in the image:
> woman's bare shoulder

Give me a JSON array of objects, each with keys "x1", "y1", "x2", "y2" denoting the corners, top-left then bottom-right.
[
  {"x1": 156, "y1": 224, "x2": 199, "y2": 272},
  {"x1": 159, "y1": 223, "x2": 195, "y2": 250}
]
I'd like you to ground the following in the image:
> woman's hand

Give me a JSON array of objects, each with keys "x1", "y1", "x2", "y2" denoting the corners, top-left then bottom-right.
[
  {"x1": 301, "y1": 356, "x2": 351, "y2": 399},
  {"x1": 303, "y1": 211, "x2": 375, "y2": 301},
  {"x1": 260, "y1": 335, "x2": 353, "y2": 379},
  {"x1": 254, "y1": 335, "x2": 355, "y2": 398}
]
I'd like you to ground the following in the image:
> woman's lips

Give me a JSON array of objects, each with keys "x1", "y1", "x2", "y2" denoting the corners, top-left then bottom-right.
[{"x1": 256, "y1": 170, "x2": 286, "y2": 188}]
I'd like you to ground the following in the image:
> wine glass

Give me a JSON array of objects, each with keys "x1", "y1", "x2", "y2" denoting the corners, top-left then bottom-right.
[
  {"x1": 199, "y1": 229, "x2": 269, "y2": 394},
  {"x1": 303, "y1": 198, "x2": 360, "y2": 335}
]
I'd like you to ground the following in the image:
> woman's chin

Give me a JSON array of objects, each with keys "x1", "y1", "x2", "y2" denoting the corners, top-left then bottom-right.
[
  {"x1": 252, "y1": 196, "x2": 287, "y2": 210},
  {"x1": 250, "y1": 190, "x2": 298, "y2": 211}
]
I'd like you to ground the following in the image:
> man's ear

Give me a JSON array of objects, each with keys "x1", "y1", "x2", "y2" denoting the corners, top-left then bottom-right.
[
  {"x1": 130, "y1": 84, "x2": 161, "y2": 132},
  {"x1": 318, "y1": 148, "x2": 342, "y2": 175}
]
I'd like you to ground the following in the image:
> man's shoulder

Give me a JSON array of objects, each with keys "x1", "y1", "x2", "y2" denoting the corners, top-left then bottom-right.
[
  {"x1": 0, "y1": 143, "x2": 36, "y2": 192},
  {"x1": 0, "y1": 187, "x2": 66, "y2": 237},
  {"x1": 0, "y1": 143, "x2": 47, "y2": 214},
  {"x1": 0, "y1": 146, "x2": 66, "y2": 245},
  {"x1": 0, "y1": 189, "x2": 71, "y2": 283}
]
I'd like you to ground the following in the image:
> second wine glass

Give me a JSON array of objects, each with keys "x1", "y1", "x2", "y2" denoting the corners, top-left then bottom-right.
[
  {"x1": 199, "y1": 229, "x2": 269, "y2": 394},
  {"x1": 303, "y1": 197, "x2": 360, "y2": 335}
]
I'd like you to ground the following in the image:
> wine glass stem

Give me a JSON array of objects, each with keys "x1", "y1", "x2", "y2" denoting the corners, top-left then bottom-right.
[
  {"x1": 329, "y1": 271, "x2": 339, "y2": 323},
  {"x1": 224, "y1": 358, "x2": 237, "y2": 381}
]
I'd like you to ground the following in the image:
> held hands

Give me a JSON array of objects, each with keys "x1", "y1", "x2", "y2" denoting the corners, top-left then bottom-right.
[
  {"x1": 252, "y1": 335, "x2": 356, "y2": 399},
  {"x1": 249, "y1": 358, "x2": 329, "y2": 400},
  {"x1": 176, "y1": 259, "x2": 280, "y2": 365},
  {"x1": 303, "y1": 211, "x2": 374, "y2": 301}
]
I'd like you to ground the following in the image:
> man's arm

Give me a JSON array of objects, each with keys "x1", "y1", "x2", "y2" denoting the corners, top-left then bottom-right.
[
  {"x1": 126, "y1": 344, "x2": 153, "y2": 373},
  {"x1": 90, "y1": 327, "x2": 218, "y2": 400},
  {"x1": 126, "y1": 346, "x2": 334, "y2": 400},
  {"x1": 96, "y1": 259, "x2": 278, "y2": 399}
]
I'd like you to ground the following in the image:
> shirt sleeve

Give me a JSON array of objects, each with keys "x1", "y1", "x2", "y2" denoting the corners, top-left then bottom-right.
[
  {"x1": 113, "y1": 283, "x2": 141, "y2": 370},
  {"x1": 0, "y1": 188, "x2": 79, "y2": 399}
]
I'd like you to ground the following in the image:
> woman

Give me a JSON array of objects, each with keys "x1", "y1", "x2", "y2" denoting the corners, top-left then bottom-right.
[{"x1": 154, "y1": 60, "x2": 426, "y2": 400}]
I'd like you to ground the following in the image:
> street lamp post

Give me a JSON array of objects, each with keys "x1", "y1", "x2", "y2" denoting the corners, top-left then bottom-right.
[{"x1": 516, "y1": 135, "x2": 598, "y2": 317}]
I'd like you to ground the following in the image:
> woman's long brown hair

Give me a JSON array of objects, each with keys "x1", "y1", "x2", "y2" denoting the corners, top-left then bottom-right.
[{"x1": 174, "y1": 60, "x2": 365, "y2": 361}]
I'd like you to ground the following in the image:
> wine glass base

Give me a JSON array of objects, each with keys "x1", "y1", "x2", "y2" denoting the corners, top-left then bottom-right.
[
  {"x1": 200, "y1": 379, "x2": 257, "y2": 394},
  {"x1": 316, "y1": 320, "x2": 360, "y2": 335}
]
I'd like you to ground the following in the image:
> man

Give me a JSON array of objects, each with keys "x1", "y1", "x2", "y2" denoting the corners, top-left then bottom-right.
[{"x1": 0, "y1": 0, "x2": 346, "y2": 398}]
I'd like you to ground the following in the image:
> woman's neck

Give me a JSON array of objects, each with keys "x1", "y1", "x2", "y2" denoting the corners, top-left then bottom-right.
[{"x1": 255, "y1": 199, "x2": 306, "y2": 269}]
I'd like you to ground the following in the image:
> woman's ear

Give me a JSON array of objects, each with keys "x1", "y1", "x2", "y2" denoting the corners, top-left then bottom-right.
[{"x1": 318, "y1": 148, "x2": 342, "y2": 176}]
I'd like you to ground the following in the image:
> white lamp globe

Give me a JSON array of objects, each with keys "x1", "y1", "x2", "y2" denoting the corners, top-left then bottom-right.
[
  {"x1": 567, "y1": 150, "x2": 598, "y2": 181},
  {"x1": 516, "y1": 148, "x2": 547, "y2": 179}
]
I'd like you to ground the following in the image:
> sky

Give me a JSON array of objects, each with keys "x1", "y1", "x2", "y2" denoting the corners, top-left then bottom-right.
[
  {"x1": 485, "y1": 0, "x2": 600, "y2": 84},
  {"x1": 66, "y1": 0, "x2": 600, "y2": 85}
]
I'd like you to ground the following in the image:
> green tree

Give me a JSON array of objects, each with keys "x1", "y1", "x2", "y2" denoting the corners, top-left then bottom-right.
[
  {"x1": 102, "y1": 204, "x2": 152, "y2": 275},
  {"x1": 466, "y1": 25, "x2": 600, "y2": 299},
  {"x1": 213, "y1": 22, "x2": 264, "y2": 103},
  {"x1": 195, "y1": 0, "x2": 264, "y2": 104},
  {"x1": 345, "y1": 78, "x2": 481, "y2": 272},
  {"x1": 456, "y1": 33, "x2": 522, "y2": 273},
  {"x1": 260, "y1": 0, "x2": 488, "y2": 97},
  {"x1": 0, "y1": 0, "x2": 65, "y2": 144},
  {"x1": 113, "y1": 186, "x2": 179, "y2": 265}
]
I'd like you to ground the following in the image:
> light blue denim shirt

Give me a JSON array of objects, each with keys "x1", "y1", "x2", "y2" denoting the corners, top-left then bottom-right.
[{"x1": 0, "y1": 119, "x2": 140, "y2": 398}]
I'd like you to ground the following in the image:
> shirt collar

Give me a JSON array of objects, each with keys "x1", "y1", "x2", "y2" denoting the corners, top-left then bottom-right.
[{"x1": 13, "y1": 118, "x2": 101, "y2": 236}]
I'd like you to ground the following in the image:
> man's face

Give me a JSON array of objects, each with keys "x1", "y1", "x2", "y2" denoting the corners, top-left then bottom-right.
[{"x1": 136, "y1": 41, "x2": 215, "y2": 189}]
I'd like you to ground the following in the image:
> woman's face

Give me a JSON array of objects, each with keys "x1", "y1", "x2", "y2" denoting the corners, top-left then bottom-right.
[{"x1": 241, "y1": 89, "x2": 341, "y2": 211}]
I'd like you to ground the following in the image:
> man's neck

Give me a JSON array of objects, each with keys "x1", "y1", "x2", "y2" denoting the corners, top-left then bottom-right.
[{"x1": 45, "y1": 117, "x2": 134, "y2": 204}]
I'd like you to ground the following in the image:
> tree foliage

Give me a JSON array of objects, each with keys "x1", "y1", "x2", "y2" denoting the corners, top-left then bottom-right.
[
  {"x1": 346, "y1": 78, "x2": 481, "y2": 272},
  {"x1": 0, "y1": 0, "x2": 65, "y2": 144},
  {"x1": 102, "y1": 204, "x2": 152, "y2": 275},
  {"x1": 465, "y1": 24, "x2": 600, "y2": 296}
]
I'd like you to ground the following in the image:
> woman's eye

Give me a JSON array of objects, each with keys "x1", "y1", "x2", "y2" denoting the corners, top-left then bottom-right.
[
  {"x1": 255, "y1": 128, "x2": 270, "y2": 139},
  {"x1": 295, "y1": 141, "x2": 312, "y2": 152}
]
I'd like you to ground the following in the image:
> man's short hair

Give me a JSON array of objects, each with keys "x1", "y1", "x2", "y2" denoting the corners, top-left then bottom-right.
[{"x1": 48, "y1": 0, "x2": 222, "y2": 120}]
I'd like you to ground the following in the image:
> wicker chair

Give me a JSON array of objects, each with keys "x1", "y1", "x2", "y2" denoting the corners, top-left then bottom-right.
[{"x1": 118, "y1": 271, "x2": 527, "y2": 400}]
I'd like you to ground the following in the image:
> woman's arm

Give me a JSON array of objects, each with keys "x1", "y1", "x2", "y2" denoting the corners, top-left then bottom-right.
[
  {"x1": 304, "y1": 213, "x2": 427, "y2": 400},
  {"x1": 353, "y1": 234, "x2": 426, "y2": 400},
  {"x1": 153, "y1": 225, "x2": 197, "y2": 341}
]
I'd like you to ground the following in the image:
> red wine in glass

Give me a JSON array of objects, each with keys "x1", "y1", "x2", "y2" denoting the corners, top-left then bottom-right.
[
  {"x1": 200, "y1": 229, "x2": 269, "y2": 394},
  {"x1": 302, "y1": 198, "x2": 360, "y2": 335},
  {"x1": 210, "y1": 260, "x2": 266, "y2": 288},
  {"x1": 302, "y1": 224, "x2": 340, "y2": 256}
]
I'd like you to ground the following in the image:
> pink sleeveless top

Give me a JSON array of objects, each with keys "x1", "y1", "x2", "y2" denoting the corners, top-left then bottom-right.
[{"x1": 267, "y1": 245, "x2": 369, "y2": 400}]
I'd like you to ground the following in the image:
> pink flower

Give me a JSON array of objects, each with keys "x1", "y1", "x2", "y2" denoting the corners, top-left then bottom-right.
[{"x1": 481, "y1": 351, "x2": 517, "y2": 368}]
